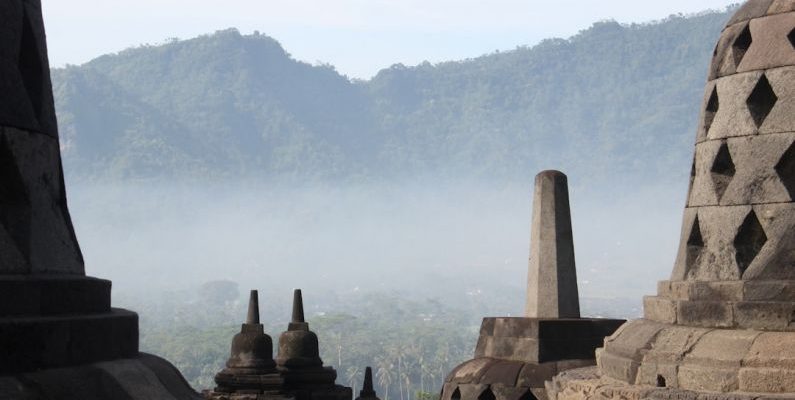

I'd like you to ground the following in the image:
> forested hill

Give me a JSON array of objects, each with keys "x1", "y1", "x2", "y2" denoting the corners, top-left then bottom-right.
[{"x1": 52, "y1": 9, "x2": 733, "y2": 185}]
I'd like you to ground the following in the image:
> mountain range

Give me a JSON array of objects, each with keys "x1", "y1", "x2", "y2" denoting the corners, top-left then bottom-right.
[{"x1": 51, "y1": 8, "x2": 734, "y2": 186}]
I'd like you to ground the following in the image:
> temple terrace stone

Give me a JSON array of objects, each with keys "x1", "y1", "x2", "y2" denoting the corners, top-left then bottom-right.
[
  {"x1": 441, "y1": 171, "x2": 623, "y2": 400},
  {"x1": 548, "y1": 2, "x2": 795, "y2": 399}
]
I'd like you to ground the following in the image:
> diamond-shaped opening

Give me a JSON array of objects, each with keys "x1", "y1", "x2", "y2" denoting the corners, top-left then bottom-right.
[
  {"x1": 703, "y1": 86, "x2": 719, "y2": 135},
  {"x1": 734, "y1": 210, "x2": 767, "y2": 277},
  {"x1": 17, "y1": 8, "x2": 44, "y2": 120},
  {"x1": 710, "y1": 142, "x2": 735, "y2": 201},
  {"x1": 732, "y1": 23, "x2": 753, "y2": 67},
  {"x1": 776, "y1": 141, "x2": 795, "y2": 200},
  {"x1": 0, "y1": 135, "x2": 28, "y2": 206},
  {"x1": 686, "y1": 215, "x2": 705, "y2": 273},
  {"x1": 478, "y1": 388, "x2": 496, "y2": 400},
  {"x1": 518, "y1": 390, "x2": 538, "y2": 400},
  {"x1": 788, "y1": 28, "x2": 795, "y2": 50},
  {"x1": 747, "y1": 74, "x2": 778, "y2": 128},
  {"x1": 451, "y1": 388, "x2": 461, "y2": 400}
]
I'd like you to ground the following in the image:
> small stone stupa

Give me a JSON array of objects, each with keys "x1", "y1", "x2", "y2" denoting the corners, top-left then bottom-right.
[
  {"x1": 0, "y1": 1, "x2": 199, "y2": 398},
  {"x1": 440, "y1": 171, "x2": 625, "y2": 400},
  {"x1": 206, "y1": 289, "x2": 351, "y2": 400},
  {"x1": 549, "y1": 1, "x2": 795, "y2": 399},
  {"x1": 355, "y1": 367, "x2": 381, "y2": 400}
]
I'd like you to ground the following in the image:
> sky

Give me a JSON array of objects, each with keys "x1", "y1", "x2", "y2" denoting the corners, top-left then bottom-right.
[{"x1": 42, "y1": 0, "x2": 739, "y2": 79}]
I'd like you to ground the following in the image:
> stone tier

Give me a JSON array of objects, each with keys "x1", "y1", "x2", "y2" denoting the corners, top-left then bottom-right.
[
  {"x1": 443, "y1": 358, "x2": 596, "y2": 400},
  {"x1": 475, "y1": 318, "x2": 626, "y2": 363},
  {"x1": 645, "y1": 280, "x2": 795, "y2": 331},
  {"x1": 597, "y1": 319, "x2": 795, "y2": 394},
  {"x1": 0, "y1": 275, "x2": 111, "y2": 316},
  {"x1": 548, "y1": 366, "x2": 795, "y2": 400},
  {"x1": 0, "y1": 353, "x2": 202, "y2": 400},
  {"x1": 0, "y1": 308, "x2": 139, "y2": 373}
]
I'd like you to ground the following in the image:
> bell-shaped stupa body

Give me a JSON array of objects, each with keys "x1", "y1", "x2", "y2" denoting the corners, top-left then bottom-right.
[
  {"x1": 549, "y1": 2, "x2": 795, "y2": 399},
  {"x1": 276, "y1": 289, "x2": 323, "y2": 368},
  {"x1": 219, "y1": 291, "x2": 276, "y2": 374}
]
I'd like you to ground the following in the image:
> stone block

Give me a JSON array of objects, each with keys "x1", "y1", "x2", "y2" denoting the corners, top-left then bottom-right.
[
  {"x1": 739, "y1": 367, "x2": 795, "y2": 393},
  {"x1": 709, "y1": 23, "x2": 750, "y2": 80},
  {"x1": 642, "y1": 325, "x2": 711, "y2": 365},
  {"x1": 597, "y1": 350, "x2": 641, "y2": 384},
  {"x1": 733, "y1": 301, "x2": 795, "y2": 330},
  {"x1": 677, "y1": 206, "x2": 751, "y2": 281},
  {"x1": 678, "y1": 365, "x2": 740, "y2": 393},
  {"x1": 478, "y1": 360, "x2": 524, "y2": 386},
  {"x1": 707, "y1": 71, "x2": 765, "y2": 141},
  {"x1": 493, "y1": 318, "x2": 537, "y2": 338},
  {"x1": 727, "y1": 0, "x2": 775, "y2": 26},
  {"x1": 743, "y1": 332, "x2": 795, "y2": 369},
  {"x1": 488, "y1": 337, "x2": 539, "y2": 361},
  {"x1": 676, "y1": 301, "x2": 734, "y2": 329},
  {"x1": 743, "y1": 280, "x2": 795, "y2": 300},
  {"x1": 480, "y1": 318, "x2": 497, "y2": 336},
  {"x1": 759, "y1": 68, "x2": 795, "y2": 135},
  {"x1": 718, "y1": 134, "x2": 795, "y2": 206},
  {"x1": 743, "y1": 203, "x2": 795, "y2": 280},
  {"x1": 0, "y1": 276, "x2": 111, "y2": 317},
  {"x1": 768, "y1": 0, "x2": 795, "y2": 13},
  {"x1": 636, "y1": 362, "x2": 678, "y2": 388},
  {"x1": 657, "y1": 281, "x2": 673, "y2": 298},
  {"x1": 451, "y1": 359, "x2": 499, "y2": 384},
  {"x1": 0, "y1": 309, "x2": 139, "y2": 374},
  {"x1": 696, "y1": 80, "x2": 718, "y2": 143},
  {"x1": 516, "y1": 362, "x2": 557, "y2": 388},
  {"x1": 643, "y1": 297, "x2": 677, "y2": 324},
  {"x1": 669, "y1": 281, "x2": 744, "y2": 302},
  {"x1": 602, "y1": 320, "x2": 665, "y2": 361},
  {"x1": 737, "y1": 15, "x2": 795, "y2": 74},
  {"x1": 682, "y1": 329, "x2": 759, "y2": 368}
]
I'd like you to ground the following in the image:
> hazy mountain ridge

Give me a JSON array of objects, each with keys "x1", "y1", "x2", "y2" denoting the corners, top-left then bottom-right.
[{"x1": 52, "y1": 9, "x2": 733, "y2": 184}]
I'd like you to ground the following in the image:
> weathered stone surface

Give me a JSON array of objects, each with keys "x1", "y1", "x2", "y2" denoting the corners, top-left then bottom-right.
[
  {"x1": 737, "y1": 15, "x2": 795, "y2": 73},
  {"x1": 480, "y1": 360, "x2": 525, "y2": 386},
  {"x1": 681, "y1": 330, "x2": 759, "y2": 368},
  {"x1": 707, "y1": 71, "x2": 764, "y2": 141},
  {"x1": 676, "y1": 301, "x2": 734, "y2": 328},
  {"x1": 0, "y1": 309, "x2": 139, "y2": 374},
  {"x1": 553, "y1": 5, "x2": 795, "y2": 398},
  {"x1": 727, "y1": 0, "x2": 776, "y2": 26},
  {"x1": 769, "y1": 0, "x2": 795, "y2": 14},
  {"x1": 677, "y1": 365, "x2": 740, "y2": 393},
  {"x1": 0, "y1": 0, "x2": 58, "y2": 138},
  {"x1": 526, "y1": 170, "x2": 579, "y2": 319},
  {"x1": 516, "y1": 362, "x2": 558, "y2": 388},
  {"x1": 743, "y1": 280, "x2": 795, "y2": 301},
  {"x1": 602, "y1": 320, "x2": 665, "y2": 361},
  {"x1": 733, "y1": 301, "x2": 795, "y2": 330},
  {"x1": 759, "y1": 68, "x2": 795, "y2": 135},
  {"x1": 644, "y1": 297, "x2": 677, "y2": 324},
  {"x1": 0, "y1": 276, "x2": 111, "y2": 316},
  {"x1": 669, "y1": 281, "x2": 744, "y2": 302}
]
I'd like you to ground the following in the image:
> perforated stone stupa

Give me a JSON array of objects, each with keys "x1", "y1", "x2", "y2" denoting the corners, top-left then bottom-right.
[
  {"x1": 549, "y1": 1, "x2": 795, "y2": 398},
  {"x1": 439, "y1": 171, "x2": 624, "y2": 400}
]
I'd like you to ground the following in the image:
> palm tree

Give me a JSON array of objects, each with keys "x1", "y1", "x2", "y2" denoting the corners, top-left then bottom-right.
[
  {"x1": 346, "y1": 365, "x2": 361, "y2": 396},
  {"x1": 376, "y1": 355, "x2": 394, "y2": 400}
]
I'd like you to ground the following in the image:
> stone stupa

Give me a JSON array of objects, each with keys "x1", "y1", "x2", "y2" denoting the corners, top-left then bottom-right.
[
  {"x1": 440, "y1": 171, "x2": 625, "y2": 400},
  {"x1": 0, "y1": 1, "x2": 200, "y2": 398},
  {"x1": 205, "y1": 289, "x2": 352, "y2": 400},
  {"x1": 549, "y1": 1, "x2": 795, "y2": 398}
]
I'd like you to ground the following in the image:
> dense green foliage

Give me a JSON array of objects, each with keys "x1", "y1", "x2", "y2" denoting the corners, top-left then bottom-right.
[
  {"x1": 126, "y1": 285, "x2": 476, "y2": 398},
  {"x1": 52, "y1": 9, "x2": 732, "y2": 185}
]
